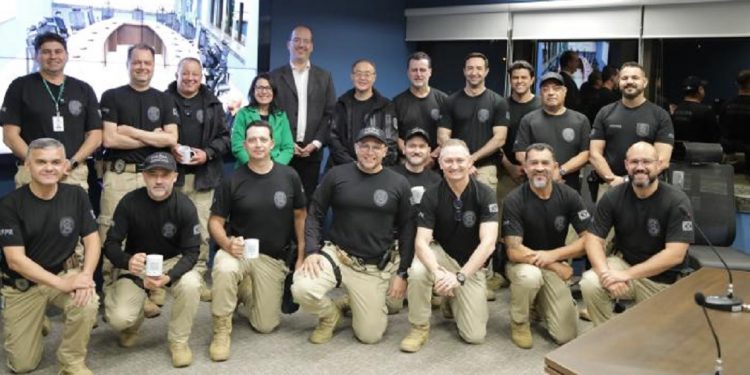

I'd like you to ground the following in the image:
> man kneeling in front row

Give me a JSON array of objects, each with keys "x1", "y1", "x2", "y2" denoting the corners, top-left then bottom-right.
[
  {"x1": 104, "y1": 152, "x2": 202, "y2": 368},
  {"x1": 400, "y1": 138, "x2": 498, "y2": 352}
]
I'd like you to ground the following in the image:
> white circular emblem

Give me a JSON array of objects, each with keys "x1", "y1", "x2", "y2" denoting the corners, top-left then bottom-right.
[
  {"x1": 162, "y1": 222, "x2": 177, "y2": 238},
  {"x1": 462, "y1": 210, "x2": 477, "y2": 228},
  {"x1": 68, "y1": 100, "x2": 82, "y2": 116},
  {"x1": 147, "y1": 106, "x2": 161, "y2": 122},
  {"x1": 196, "y1": 109, "x2": 204, "y2": 123},
  {"x1": 562, "y1": 128, "x2": 575, "y2": 143},
  {"x1": 430, "y1": 108, "x2": 441, "y2": 121},
  {"x1": 273, "y1": 191, "x2": 287, "y2": 209},
  {"x1": 59, "y1": 216, "x2": 75, "y2": 237},
  {"x1": 477, "y1": 108, "x2": 490, "y2": 122},
  {"x1": 373, "y1": 189, "x2": 389, "y2": 207},
  {"x1": 554, "y1": 215, "x2": 567, "y2": 232},
  {"x1": 636, "y1": 122, "x2": 650, "y2": 137},
  {"x1": 647, "y1": 218, "x2": 660, "y2": 237}
]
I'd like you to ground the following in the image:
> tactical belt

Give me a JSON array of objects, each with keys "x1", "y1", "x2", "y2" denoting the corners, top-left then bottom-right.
[{"x1": 106, "y1": 159, "x2": 142, "y2": 174}]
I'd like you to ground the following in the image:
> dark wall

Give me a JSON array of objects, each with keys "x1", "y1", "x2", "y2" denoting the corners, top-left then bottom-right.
[
  {"x1": 268, "y1": 0, "x2": 411, "y2": 99},
  {"x1": 659, "y1": 38, "x2": 750, "y2": 106},
  {"x1": 416, "y1": 41, "x2": 508, "y2": 95}
]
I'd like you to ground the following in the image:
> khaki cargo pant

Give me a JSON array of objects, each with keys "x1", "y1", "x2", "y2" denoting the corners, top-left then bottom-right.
[
  {"x1": 291, "y1": 243, "x2": 396, "y2": 344},
  {"x1": 1, "y1": 270, "x2": 99, "y2": 373},
  {"x1": 211, "y1": 250, "x2": 288, "y2": 333},
  {"x1": 175, "y1": 174, "x2": 214, "y2": 277},
  {"x1": 580, "y1": 256, "x2": 669, "y2": 326},
  {"x1": 104, "y1": 257, "x2": 201, "y2": 344},
  {"x1": 506, "y1": 262, "x2": 577, "y2": 344},
  {"x1": 98, "y1": 170, "x2": 146, "y2": 288},
  {"x1": 407, "y1": 243, "x2": 488, "y2": 344}
]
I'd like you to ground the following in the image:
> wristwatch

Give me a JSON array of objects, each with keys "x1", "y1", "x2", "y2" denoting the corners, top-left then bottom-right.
[
  {"x1": 455, "y1": 272, "x2": 466, "y2": 286},
  {"x1": 69, "y1": 158, "x2": 80, "y2": 169},
  {"x1": 559, "y1": 167, "x2": 567, "y2": 177},
  {"x1": 397, "y1": 270, "x2": 409, "y2": 280}
]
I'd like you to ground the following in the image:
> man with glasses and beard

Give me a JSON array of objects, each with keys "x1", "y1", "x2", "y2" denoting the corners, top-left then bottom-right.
[
  {"x1": 502, "y1": 143, "x2": 590, "y2": 349},
  {"x1": 399, "y1": 139, "x2": 498, "y2": 353},
  {"x1": 588, "y1": 62, "x2": 674, "y2": 199},
  {"x1": 580, "y1": 142, "x2": 693, "y2": 326}
]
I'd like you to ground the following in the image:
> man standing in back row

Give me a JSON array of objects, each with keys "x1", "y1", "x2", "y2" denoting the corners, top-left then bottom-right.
[{"x1": 270, "y1": 25, "x2": 336, "y2": 202}]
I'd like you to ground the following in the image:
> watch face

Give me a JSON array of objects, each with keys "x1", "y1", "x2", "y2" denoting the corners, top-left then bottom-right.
[{"x1": 456, "y1": 272, "x2": 466, "y2": 284}]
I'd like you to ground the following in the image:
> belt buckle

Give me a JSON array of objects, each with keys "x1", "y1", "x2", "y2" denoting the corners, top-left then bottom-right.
[
  {"x1": 113, "y1": 159, "x2": 126, "y2": 174},
  {"x1": 14, "y1": 278, "x2": 30, "y2": 292}
]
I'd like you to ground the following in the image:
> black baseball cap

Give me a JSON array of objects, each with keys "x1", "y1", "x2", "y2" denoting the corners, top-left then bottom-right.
[
  {"x1": 404, "y1": 127, "x2": 430, "y2": 143},
  {"x1": 540, "y1": 71, "x2": 564, "y2": 86},
  {"x1": 143, "y1": 152, "x2": 177, "y2": 172},
  {"x1": 356, "y1": 127, "x2": 387, "y2": 144},
  {"x1": 682, "y1": 76, "x2": 707, "y2": 92}
]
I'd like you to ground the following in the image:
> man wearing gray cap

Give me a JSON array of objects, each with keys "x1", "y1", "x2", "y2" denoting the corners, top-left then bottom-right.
[
  {"x1": 103, "y1": 152, "x2": 201, "y2": 368},
  {"x1": 293, "y1": 126, "x2": 414, "y2": 345},
  {"x1": 513, "y1": 71, "x2": 591, "y2": 192}
]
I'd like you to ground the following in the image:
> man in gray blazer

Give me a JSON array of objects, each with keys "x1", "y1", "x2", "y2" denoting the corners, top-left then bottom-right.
[{"x1": 270, "y1": 25, "x2": 336, "y2": 201}]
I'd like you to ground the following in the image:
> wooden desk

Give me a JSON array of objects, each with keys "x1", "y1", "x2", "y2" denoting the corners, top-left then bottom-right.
[{"x1": 545, "y1": 268, "x2": 750, "y2": 375}]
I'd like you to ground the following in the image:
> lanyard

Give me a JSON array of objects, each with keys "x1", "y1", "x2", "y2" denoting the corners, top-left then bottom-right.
[{"x1": 42, "y1": 77, "x2": 66, "y2": 115}]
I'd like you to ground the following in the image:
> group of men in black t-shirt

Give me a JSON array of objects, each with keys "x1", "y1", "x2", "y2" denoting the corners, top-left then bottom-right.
[{"x1": 0, "y1": 27, "x2": 702, "y2": 374}]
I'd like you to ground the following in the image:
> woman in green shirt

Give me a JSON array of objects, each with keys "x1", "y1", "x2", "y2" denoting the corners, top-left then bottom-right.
[{"x1": 231, "y1": 73, "x2": 294, "y2": 166}]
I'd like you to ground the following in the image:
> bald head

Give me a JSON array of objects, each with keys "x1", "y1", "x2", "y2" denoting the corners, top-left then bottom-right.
[{"x1": 626, "y1": 142, "x2": 658, "y2": 161}]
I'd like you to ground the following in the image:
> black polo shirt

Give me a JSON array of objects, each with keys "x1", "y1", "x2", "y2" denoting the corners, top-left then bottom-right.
[{"x1": 393, "y1": 88, "x2": 448, "y2": 149}]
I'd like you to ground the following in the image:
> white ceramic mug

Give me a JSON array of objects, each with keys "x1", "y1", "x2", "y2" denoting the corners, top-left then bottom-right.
[
  {"x1": 145, "y1": 254, "x2": 164, "y2": 277},
  {"x1": 178, "y1": 145, "x2": 193, "y2": 164},
  {"x1": 244, "y1": 238, "x2": 260, "y2": 259}
]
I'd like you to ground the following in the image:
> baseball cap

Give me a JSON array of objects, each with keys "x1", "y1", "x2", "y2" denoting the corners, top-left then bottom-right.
[
  {"x1": 356, "y1": 127, "x2": 387, "y2": 144},
  {"x1": 682, "y1": 76, "x2": 707, "y2": 92},
  {"x1": 540, "y1": 71, "x2": 564, "y2": 86},
  {"x1": 142, "y1": 152, "x2": 177, "y2": 172},
  {"x1": 404, "y1": 127, "x2": 430, "y2": 143}
]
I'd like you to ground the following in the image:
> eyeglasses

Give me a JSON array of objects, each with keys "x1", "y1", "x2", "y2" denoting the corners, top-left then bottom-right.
[
  {"x1": 353, "y1": 71, "x2": 375, "y2": 79},
  {"x1": 255, "y1": 85, "x2": 272, "y2": 92},
  {"x1": 453, "y1": 198, "x2": 463, "y2": 222},
  {"x1": 291, "y1": 37, "x2": 312, "y2": 45},
  {"x1": 627, "y1": 158, "x2": 656, "y2": 167},
  {"x1": 357, "y1": 143, "x2": 384, "y2": 152}
]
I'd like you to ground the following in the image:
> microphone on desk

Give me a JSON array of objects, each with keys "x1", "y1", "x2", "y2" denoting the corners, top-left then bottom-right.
[
  {"x1": 680, "y1": 207, "x2": 743, "y2": 312},
  {"x1": 694, "y1": 292, "x2": 724, "y2": 375}
]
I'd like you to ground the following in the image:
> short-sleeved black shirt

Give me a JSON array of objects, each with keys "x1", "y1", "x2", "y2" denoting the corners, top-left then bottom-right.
[
  {"x1": 672, "y1": 101, "x2": 719, "y2": 143},
  {"x1": 589, "y1": 182, "x2": 694, "y2": 283},
  {"x1": 393, "y1": 88, "x2": 448, "y2": 149},
  {"x1": 0, "y1": 73, "x2": 102, "y2": 158},
  {"x1": 591, "y1": 101, "x2": 674, "y2": 176},
  {"x1": 211, "y1": 163, "x2": 305, "y2": 260},
  {"x1": 440, "y1": 89, "x2": 510, "y2": 166},
  {"x1": 505, "y1": 96, "x2": 541, "y2": 165},
  {"x1": 417, "y1": 178, "x2": 499, "y2": 265},
  {"x1": 513, "y1": 108, "x2": 591, "y2": 189},
  {"x1": 104, "y1": 188, "x2": 200, "y2": 282},
  {"x1": 0, "y1": 184, "x2": 97, "y2": 278},
  {"x1": 501, "y1": 182, "x2": 590, "y2": 250},
  {"x1": 100, "y1": 85, "x2": 180, "y2": 163},
  {"x1": 306, "y1": 163, "x2": 414, "y2": 274}
]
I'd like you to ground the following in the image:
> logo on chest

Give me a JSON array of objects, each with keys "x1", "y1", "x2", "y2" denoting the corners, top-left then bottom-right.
[
  {"x1": 60, "y1": 216, "x2": 75, "y2": 237},
  {"x1": 274, "y1": 191, "x2": 288, "y2": 209},
  {"x1": 562, "y1": 128, "x2": 575, "y2": 143},
  {"x1": 162, "y1": 222, "x2": 177, "y2": 239},
  {"x1": 636, "y1": 122, "x2": 651, "y2": 137},
  {"x1": 647, "y1": 218, "x2": 660, "y2": 237},
  {"x1": 68, "y1": 100, "x2": 83, "y2": 116},
  {"x1": 373, "y1": 189, "x2": 389, "y2": 207},
  {"x1": 477, "y1": 109, "x2": 490, "y2": 123},
  {"x1": 462, "y1": 210, "x2": 477, "y2": 228},
  {"x1": 430, "y1": 108, "x2": 441, "y2": 121},
  {"x1": 554, "y1": 215, "x2": 567, "y2": 232},
  {"x1": 147, "y1": 106, "x2": 161, "y2": 122}
]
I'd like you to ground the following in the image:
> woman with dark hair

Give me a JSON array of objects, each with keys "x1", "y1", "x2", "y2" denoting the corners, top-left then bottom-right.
[{"x1": 231, "y1": 73, "x2": 294, "y2": 166}]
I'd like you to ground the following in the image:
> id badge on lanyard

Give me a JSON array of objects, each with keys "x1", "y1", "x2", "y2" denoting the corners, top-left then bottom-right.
[{"x1": 53, "y1": 114, "x2": 65, "y2": 132}]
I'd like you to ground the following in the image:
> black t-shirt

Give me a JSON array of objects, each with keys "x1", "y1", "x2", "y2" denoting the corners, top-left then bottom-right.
[
  {"x1": 100, "y1": 85, "x2": 180, "y2": 163},
  {"x1": 505, "y1": 96, "x2": 542, "y2": 165},
  {"x1": 350, "y1": 96, "x2": 379, "y2": 139},
  {"x1": 501, "y1": 182, "x2": 590, "y2": 250},
  {"x1": 719, "y1": 95, "x2": 750, "y2": 146},
  {"x1": 211, "y1": 163, "x2": 305, "y2": 260},
  {"x1": 589, "y1": 182, "x2": 694, "y2": 283},
  {"x1": 306, "y1": 163, "x2": 414, "y2": 274},
  {"x1": 440, "y1": 89, "x2": 510, "y2": 166},
  {"x1": 591, "y1": 101, "x2": 674, "y2": 176},
  {"x1": 672, "y1": 101, "x2": 719, "y2": 143},
  {"x1": 514, "y1": 108, "x2": 591, "y2": 189},
  {"x1": 104, "y1": 188, "x2": 200, "y2": 282},
  {"x1": 390, "y1": 164, "x2": 442, "y2": 191},
  {"x1": 0, "y1": 184, "x2": 97, "y2": 278},
  {"x1": 173, "y1": 92, "x2": 205, "y2": 149},
  {"x1": 393, "y1": 88, "x2": 448, "y2": 149},
  {"x1": 417, "y1": 178, "x2": 498, "y2": 265},
  {"x1": 0, "y1": 73, "x2": 102, "y2": 158}
]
